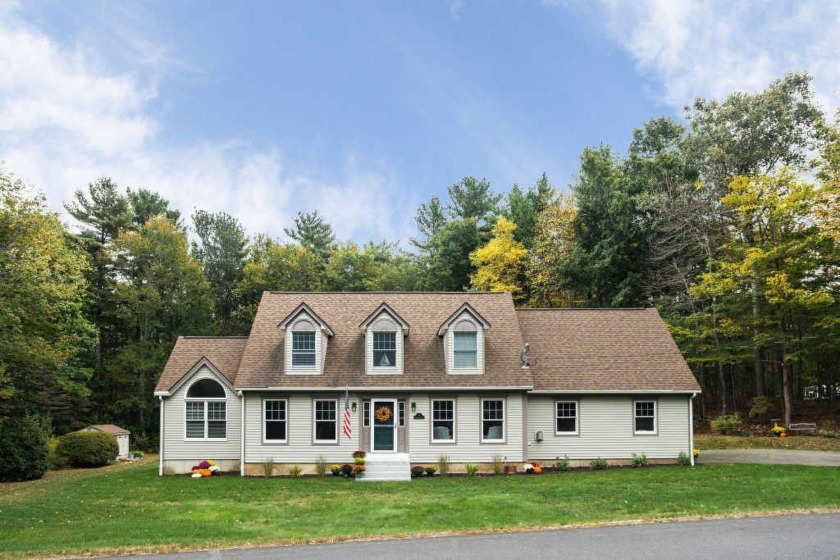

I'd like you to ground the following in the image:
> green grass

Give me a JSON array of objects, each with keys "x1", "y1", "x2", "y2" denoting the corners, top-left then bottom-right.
[
  {"x1": 1, "y1": 459, "x2": 839, "y2": 558},
  {"x1": 696, "y1": 434, "x2": 840, "y2": 451}
]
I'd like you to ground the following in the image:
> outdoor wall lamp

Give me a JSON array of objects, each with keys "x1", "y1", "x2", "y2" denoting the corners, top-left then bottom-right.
[
  {"x1": 411, "y1": 401, "x2": 417, "y2": 412},
  {"x1": 351, "y1": 402, "x2": 357, "y2": 413}
]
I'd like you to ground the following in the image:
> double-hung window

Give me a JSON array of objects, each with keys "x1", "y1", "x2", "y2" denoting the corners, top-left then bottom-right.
[
  {"x1": 185, "y1": 379, "x2": 226, "y2": 440},
  {"x1": 264, "y1": 399, "x2": 287, "y2": 442},
  {"x1": 431, "y1": 399, "x2": 455, "y2": 442},
  {"x1": 634, "y1": 400, "x2": 657, "y2": 434},
  {"x1": 556, "y1": 401, "x2": 578, "y2": 435},
  {"x1": 292, "y1": 331, "x2": 316, "y2": 367},
  {"x1": 373, "y1": 332, "x2": 397, "y2": 368},
  {"x1": 313, "y1": 399, "x2": 337, "y2": 443},
  {"x1": 481, "y1": 398, "x2": 505, "y2": 442},
  {"x1": 453, "y1": 332, "x2": 477, "y2": 368}
]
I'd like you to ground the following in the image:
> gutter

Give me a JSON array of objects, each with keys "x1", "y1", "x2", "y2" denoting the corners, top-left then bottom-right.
[
  {"x1": 237, "y1": 385, "x2": 534, "y2": 392},
  {"x1": 527, "y1": 389, "x2": 700, "y2": 395},
  {"x1": 689, "y1": 392, "x2": 697, "y2": 466},
  {"x1": 158, "y1": 396, "x2": 164, "y2": 477},
  {"x1": 238, "y1": 390, "x2": 245, "y2": 476}
]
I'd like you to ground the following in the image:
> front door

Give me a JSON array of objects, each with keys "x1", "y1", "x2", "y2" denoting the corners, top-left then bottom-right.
[{"x1": 371, "y1": 399, "x2": 397, "y2": 452}]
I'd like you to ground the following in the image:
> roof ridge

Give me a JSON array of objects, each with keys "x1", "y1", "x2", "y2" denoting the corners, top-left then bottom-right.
[
  {"x1": 181, "y1": 336, "x2": 249, "y2": 339},
  {"x1": 265, "y1": 291, "x2": 511, "y2": 295},
  {"x1": 517, "y1": 307, "x2": 650, "y2": 311}
]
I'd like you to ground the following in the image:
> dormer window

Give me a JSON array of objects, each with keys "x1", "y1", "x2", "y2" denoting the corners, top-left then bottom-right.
[
  {"x1": 360, "y1": 303, "x2": 410, "y2": 375},
  {"x1": 438, "y1": 303, "x2": 490, "y2": 375},
  {"x1": 279, "y1": 303, "x2": 334, "y2": 375},
  {"x1": 373, "y1": 332, "x2": 397, "y2": 367},
  {"x1": 292, "y1": 331, "x2": 316, "y2": 367},
  {"x1": 454, "y1": 331, "x2": 478, "y2": 368}
]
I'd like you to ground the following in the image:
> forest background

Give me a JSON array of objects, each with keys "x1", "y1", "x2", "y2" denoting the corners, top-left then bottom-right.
[{"x1": 2, "y1": 72, "x2": 838, "y2": 450}]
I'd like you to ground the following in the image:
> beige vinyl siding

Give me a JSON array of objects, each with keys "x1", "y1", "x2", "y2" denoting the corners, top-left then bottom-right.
[
  {"x1": 161, "y1": 365, "x2": 241, "y2": 461},
  {"x1": 244, "y1": 393, "x2": 360, "y2": 464},
  {"x1": 407, "y1": 392, "x2": 525, "y2": 463},
  {"x1": 525, "y1": 395, "x2": 691, "y2": 460}
]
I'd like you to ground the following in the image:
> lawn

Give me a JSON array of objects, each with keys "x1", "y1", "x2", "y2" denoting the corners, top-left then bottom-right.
[
  {"x1": 696, "y1": 434, "x2": 840, "y2": 451},
  {"x1": 1, "y1": 458, "x2": 838, "y2": 558}
]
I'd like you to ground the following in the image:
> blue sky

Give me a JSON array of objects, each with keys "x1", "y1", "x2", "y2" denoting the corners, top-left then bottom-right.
[{"x1": 1, "y1": 1, "x2": 838, "y2": 244}]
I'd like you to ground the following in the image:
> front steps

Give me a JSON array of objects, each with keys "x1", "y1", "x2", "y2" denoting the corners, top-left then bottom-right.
[{"x1": 357, "y1": 453, "x2": 411, "y2": 481}]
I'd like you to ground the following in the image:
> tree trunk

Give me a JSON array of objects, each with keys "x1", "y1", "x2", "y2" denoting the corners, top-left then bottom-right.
[
  {"x1": 752, "y1": 279, "x2": 765, "y2": 396},
  {"x1": 711, "y1": 299, "x2": 727, "y2": 414}
]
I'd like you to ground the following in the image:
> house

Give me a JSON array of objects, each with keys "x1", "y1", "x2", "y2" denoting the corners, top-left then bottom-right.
[
  {"x1": 155, "y1": 292, "x2": 700, "y2": 478},
  {"x1": 81, "y1": 424, "x2": 131, "y2": 459}
]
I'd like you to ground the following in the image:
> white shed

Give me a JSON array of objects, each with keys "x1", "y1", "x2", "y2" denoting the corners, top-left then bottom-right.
[{"x1": 82, "y1": 425, "x2": 131, "y2": 459}]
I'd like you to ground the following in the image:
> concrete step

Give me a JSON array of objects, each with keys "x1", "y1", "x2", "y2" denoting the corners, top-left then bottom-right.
[{"x1": 357, "y1": 453, "x2": 411, "y2": 482}]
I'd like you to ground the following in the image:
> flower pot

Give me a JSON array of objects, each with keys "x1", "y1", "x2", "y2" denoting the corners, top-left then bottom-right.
[{"x1": 503, "y1": 465, "x2": 516, "y2": 474}]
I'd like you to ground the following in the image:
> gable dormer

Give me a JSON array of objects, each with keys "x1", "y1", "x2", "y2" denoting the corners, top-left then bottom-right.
[
  {"x1": 359, "y1": 303, "x2": 410, "y2": 375},
  {"x1": 278, "y1": 303, "x2": 334, "y2": 375},
  {"x1": 438, "y1": 303, "x2": 490, "y2": 375}
]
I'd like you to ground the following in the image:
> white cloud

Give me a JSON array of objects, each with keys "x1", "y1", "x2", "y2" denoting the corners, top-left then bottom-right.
[
  {"x1": 0, "y1": 3, "x2": 406, "y2": 244},
  {"x1": 591, "y1": 0, "x2": 840, "y2": 113}
]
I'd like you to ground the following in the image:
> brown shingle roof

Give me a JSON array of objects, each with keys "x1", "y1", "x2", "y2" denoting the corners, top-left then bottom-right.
[
  {"x1": 517, "y1": 308, "x2": 700, "y2": 393},
  {"x1": 88, "y1": 424, "x2": 130, "y2": 435},
  {"x1": 155, "y1": 336, "x2": 248, "y2": 393},
  {"x1": 235, "y1": 292, "x2": 531, "y2": 389}
]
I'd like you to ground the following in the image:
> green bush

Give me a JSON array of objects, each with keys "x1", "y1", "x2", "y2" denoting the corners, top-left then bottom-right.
[
  {"x1": 631, "y1": 452, "x2": 648, "y2": 468},
  {"x1": 437, "y1": 455, "x2": 450, "y2": 476},
  {"x1": 47, "y1": 437, "x2": 67, "y2": 469},
  {"x1": 554, "y1": 454, "x2": 570, "y2": 472},
  {"x1": 0, "y1": 415, "x2": 50, "y2": 482},
  {"x1": 710, "y1": 413, "x2": 742, "y2": 435},
  {"x1": 677, "y1": 451, "x2": 693, "y2": 466},
  {"x1": 56, "y1": 430, "x2": 118, "y2": 467},
  {"x1": 590, "y1": 457, "x2": 608, "y2": 470},
  {"x1": 464, "y1": 463, "x2": 479, "y2": 476}
]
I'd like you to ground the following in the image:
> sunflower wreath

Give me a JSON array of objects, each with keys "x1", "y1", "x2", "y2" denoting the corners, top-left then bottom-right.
[{"x1": 375, "y1": 406, "x2": 392, "y2": 423}]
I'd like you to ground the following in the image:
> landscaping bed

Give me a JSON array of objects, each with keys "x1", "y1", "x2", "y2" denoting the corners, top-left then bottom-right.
[
  {"x1": 1, "y1": 457, "x2": 839, "y2": 558},
  {"x1": 695, "y1": 435, "x2": 840, "y2": 452}
]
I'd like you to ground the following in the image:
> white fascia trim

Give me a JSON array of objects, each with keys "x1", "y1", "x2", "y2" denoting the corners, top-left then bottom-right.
[
  {"x1": 154, "y1": 391, "x2": 171, "y2": 397},
  {"x1": 528, "y1": 389, "x2": 699, "y2": 395},
  {"x1": 237, "y1": 386, "x2": 534, "y2": 392}
]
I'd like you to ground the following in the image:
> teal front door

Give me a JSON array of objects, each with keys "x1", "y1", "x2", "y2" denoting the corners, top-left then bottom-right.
[{"x1": 372, "y1": 399, "x2": 396, "y2": 452}]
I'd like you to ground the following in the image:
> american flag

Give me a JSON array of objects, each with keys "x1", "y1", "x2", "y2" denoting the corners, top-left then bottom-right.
[{"x1": 343, "y1": 387, "x2": 352, "y2": 440}]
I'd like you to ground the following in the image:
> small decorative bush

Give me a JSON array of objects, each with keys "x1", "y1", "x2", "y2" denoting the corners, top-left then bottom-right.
[
  {"x1": 331, "y1": 464, "x2": 341, "y2": 476},
  {"x1": 55, "y1": 430, "x2": 118, "y2": 468},
  {"x1": 130, "y1": 450, "x2": 145, "y2": 459},
  {"x1": 48, "y1": 437, "x2": 67, "y2": 470},
  {"x1": 340, "y1": 464, "x2": 353, "y2": 476},
  {"x1": 554, "y1": 455, "x2": 570, "y2": 472},
  {"x1": 771, "y1": 425, "x2": 787, "y2": 436},
  {"x1": 353, "y1": 450, "x2": 366, "y2": 459},
  {"x1": 190, "y1": 460, "x2": 220, "y2": 477},
  {"x1": 0, "y1": 415, "x2": 50, "y2": 482},
  {"x1": 492, "y1": 454, "x2": 504, "y2": 475},
  {"x1": 631, "y1": 453, "x2": 647, "y2": 468},
  {"x1": 464, "y1": 463, "x2": 479, "y2": 476},
  {"x1": 411, "y1": 465, "x2": 425, "y2": 478},
  {"x1": 710, "y1": 413, "x2": 742, "y2": 435},
  {"x1": 262, "y1": 457, "x2": 274, "y2": 477},
  {"x1": 315, "y1": 455, "x2": 327, "y2": 476},
  {"x1": 693, "y1": 448, "x2": 700, "y2": 459},
  {"x1": 437, "y1": 455, "x2": 450, "y2": 476},
  {"x1": 424, "y1": 465, "x2": 437, "y2": 476},
  {"x1": 354, "y1": 456, "x2": 366, "y2": 465},
  {"x1": 352, "y1": 464, "x2": 365, "y2": 475},
  {"x1": 288, "y1": 464, "x2": 302, "y2": 478},
  {"x1": 677, "y1": 451, "x2": 692, "y2": 466},
  {"x1": 590, "y1": 457, "x2": 608, "y2": 470}
]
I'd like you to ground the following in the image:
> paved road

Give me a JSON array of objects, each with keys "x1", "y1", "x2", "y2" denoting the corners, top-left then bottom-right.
[
  {"x1": 700, "y1": 448, "x2": 840, "y2": 466},
  {"x1": 116, "y1": 513, "x2": 840, "y2": 559}
]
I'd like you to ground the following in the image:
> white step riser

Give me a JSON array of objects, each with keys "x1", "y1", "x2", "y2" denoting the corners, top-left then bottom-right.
[{"x1": 358, "y1": 453, "x2": 411, "y2": 482}]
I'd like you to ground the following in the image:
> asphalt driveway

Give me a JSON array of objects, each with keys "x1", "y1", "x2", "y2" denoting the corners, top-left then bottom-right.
[{"x1": 699, "y1": 448, "x2": 840, "y2": 466}]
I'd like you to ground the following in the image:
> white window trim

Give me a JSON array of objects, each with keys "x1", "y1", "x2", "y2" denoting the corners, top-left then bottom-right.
[
  {"x1": 263, "y1": 398, "x2": 288, "y2": 444},
  {"x1": 290, "y1": 330, "x2": 318, "y2": 372},
  {"x1": 370, "y1": 330, "x2": 399, "y2": 373},
  {"x1": 446, "y1": 314, "x2": 484, "y2": 375},
  {"x1": 554, "y1": 400, "x2": 579, "y2": 436},
  {"x1": 183, "y1": 397, "x2": 227, "y2": 442},
  {"x1": 480, "y1": 398, "x2": 506, "y2": 443},
  {"x1": 431, "y1": 398, "x2": 456, "y2": 443},
  {"x1": 633, "y1": 399, "x2": 658, "y2": 435},
  {"x1": 312, "y1": 399, "x2": 339, "y2": 444}
]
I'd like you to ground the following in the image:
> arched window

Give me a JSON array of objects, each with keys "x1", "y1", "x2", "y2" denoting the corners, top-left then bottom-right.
[
  {"x1": 453, "y1": 320, "x2": 478, "y2": 369},
  {"x1": 185, "y1": 379, "x2": 226, "y2": 439}
]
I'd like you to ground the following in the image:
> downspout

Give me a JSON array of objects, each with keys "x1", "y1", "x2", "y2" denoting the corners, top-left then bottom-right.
[
  {"x1": 239, "y1": 391, "x2": 245, "y2": 476},
  {"x1": 689, "y1": 393, "x2": 696, "y2": 467},
  {"x1": 159, "y1": 396, "x2": 165, "y2": 477}
]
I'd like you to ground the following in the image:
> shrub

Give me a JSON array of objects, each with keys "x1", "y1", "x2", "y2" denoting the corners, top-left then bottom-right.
[
  {"x1": 55, "y1": 430, "x2": 118, "y2": 468},
  {"x1": 464, "y1": 463, "x2": 479, "y2": 476},
  {"x1": 331, "y1": 464, "x2": 341, "y2": 476},
  {"x1": 130, "y1": 450, "x2": 145, "y2": 459},
  {"x1": 677, "y1": 451, "x2": 692, "y2": 466},
  {"x1": 411, "y1": 465, "x2": 425, "y2": 478},
  {"x1": 437, "y1": 455, "x2": 450, "y2": 476},
  {"x1": 48, "y1": 437, "x2": 67, "y2": 469},
  {"x1": 554, "y1": 454, "x2": 570, "y2": 472},
  {"x1": 315, "y1": 455, "x2": 327, "y2": 476},
  {"x1": 492, "y1": 454, "x2": 504, "y2": 475},
  {"x1": 590, "y1": 457, "x2": 608, "y2": 470},
  {"x1": 710, "y1": 413, "x2": 742, "y2": 435},
  {"x1": 631, "y1": 452, "x2": 647, "y2": 468},
  {"x1": 0, "y1": 415, "x2": 50, "y2": 482},
  {"x1": 288, "y1": 465, "x2": 302, "y2": 478},
  {"x1": 340, "y1": 464, "x2": 353, "y2": 476},
  {"x1": 424, "y1": 465, "x2": 437, "y2": 476},
  {"x1": 262, "y1": 457, "x2": 274, "y2": 477}
]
